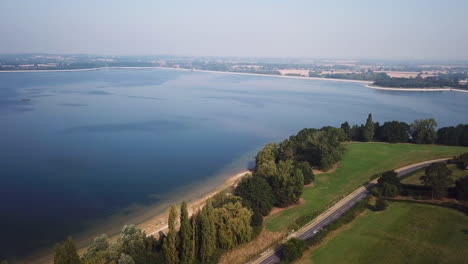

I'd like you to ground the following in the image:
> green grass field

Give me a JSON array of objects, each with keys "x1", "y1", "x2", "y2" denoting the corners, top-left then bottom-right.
[
  {"x1": 401, "y1": 164, "x2": 468, "y2": 185},
  {"x1": 265, "y1": 143, "x2": 468, "y2": 232},
  {"x1": 307, "y1": 202, "x2": 468, "y2": 264}
]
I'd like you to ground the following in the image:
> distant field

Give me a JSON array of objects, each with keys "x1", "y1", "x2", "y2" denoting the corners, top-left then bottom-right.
[
  {"x1": 401, "y1": 164, "x2": 468, "y2": 185},
  {"x1": 304, "y1": 202, "x2": 468, "y2": 264},
  {"x1": 265, "y1": 143, "x2": 468, "y2": 232}
]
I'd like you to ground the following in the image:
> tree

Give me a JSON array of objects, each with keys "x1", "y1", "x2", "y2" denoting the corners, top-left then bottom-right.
[
  {"x1": 213, "y1": 202, "x2": 253, "y2": 249},
  {"x1": 83, "y1": 234, "x2": 109, "y2": 260},
  {"x1": 117, "y1": 225, "x2": 147, "y2": 263},
  {"x1": 362, "y1": 113, "x2": 375, "y2": 142},
  {"x1": 282, "y1": 238, "x2": 307, "y2": 262},
  {"x1": 340, "y1": 121, "x2": 351, "y2": 141},
  {"x1": 268, "y1": 160, "x2": 304, "y2": 207},
  {"x1": 234, "y1": 174, "x2": 274, "y2": 216},
  {"x1": 420, "y1": 163, "x2": 453, "y2": 199},
  {"x1": 54, "y1": 237, "x2": 81, "y2": 264},
  {"x1": 296, "y1": 161, "x2": 314, "y2": 185},
  {"x1": 350, "y1": 124, "x2": 363, "y2": 141},
  {"x1": 256, "y1": 143, "x2": 278, "y2": 165},
  {"x1": 375, "y1": 197, "x2": 388, "y2": 211},
  {"x1": 455, "y1": 176, "x2": 468, "y2": 201},
  {"x1": 380, "y1": 121, "x2": 410, "y2": 143},
  {"x1": 411, "y1": 118, "x2": 437, "y2": 144},
  {"x1": 198, "y1": 203, "x2": 216, "y2": 263},
  {"x1": 163, "y1": 206, "x2": 179, "y2": 264},
  {"x1": 179, "y1": 202, "x2": 194, "y2": 264},
  {"x1": 294, "y1": 128, "x2": 345, "y2": 170},
  {"x1": 379, "y1": 182, "x2": 399, "y2": 197},
  {"x1": 377, "y1": 170, "x2": 400, "y2": 188}
]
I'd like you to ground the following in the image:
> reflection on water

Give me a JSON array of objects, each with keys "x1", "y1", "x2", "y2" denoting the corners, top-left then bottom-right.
[{"x1": 1, "y1": 69, "x2": 468, "y2": 259}]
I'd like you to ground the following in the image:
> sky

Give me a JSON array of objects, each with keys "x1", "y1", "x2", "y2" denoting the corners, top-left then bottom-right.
[{"x1": 1, "y1": 0, "x2": 468, "y2": 60}]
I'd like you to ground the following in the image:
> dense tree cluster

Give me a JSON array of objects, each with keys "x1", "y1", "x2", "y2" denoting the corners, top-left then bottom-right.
[
  {"x1": 437, "y1": 124, "x2": 468, "y2": 146},
  {"x1": 54, "y1": 197, "x2": 254, "y2": 264},
  {"x1": 373, "y1": 73, "x2": 468, "y2": 89},
  {"x1": 342, "y1": 114, "x2": 468, "y2": 147},
  {"x1": 420, "y1": 163, "x2": 453, "y2": 199}
]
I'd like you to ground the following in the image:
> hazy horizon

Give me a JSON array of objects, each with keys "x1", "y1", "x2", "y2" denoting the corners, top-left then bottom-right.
[{"x1": 1, "y1": 0, "x2": 468, "y2": 60}]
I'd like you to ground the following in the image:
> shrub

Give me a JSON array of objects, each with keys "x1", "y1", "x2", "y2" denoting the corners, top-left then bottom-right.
[
  {"x1": 282, "y1": 238, "x2": 307, "y2": 262},
  {"x1": 375, "y1": 197, "x2": 388, "y2": 211}
]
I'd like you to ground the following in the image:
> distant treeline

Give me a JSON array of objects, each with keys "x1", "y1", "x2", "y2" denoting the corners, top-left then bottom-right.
[
  {"x1": 320, "y1": 71, "x2": 389, "y2": 81},
  {"x1": 341, "y1": 114, "x2": 468, "y2": 146},
  {"x1": 373, "y1": 73, "x2": 468, "y2": 89}
]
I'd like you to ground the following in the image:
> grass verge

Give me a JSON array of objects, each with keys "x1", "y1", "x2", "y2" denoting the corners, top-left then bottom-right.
[{"x1": 266, "y1": 142, "x2": 468, "y2": 232}]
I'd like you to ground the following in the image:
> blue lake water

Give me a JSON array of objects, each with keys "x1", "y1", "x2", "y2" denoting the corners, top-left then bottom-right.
[{"x1": 1, "y1": 68, "x2": 468, "y2": 259}]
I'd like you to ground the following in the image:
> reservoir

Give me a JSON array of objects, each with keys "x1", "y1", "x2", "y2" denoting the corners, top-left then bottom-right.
[{"x1": 1, "y1": 68, "x2": 467, "y2": 260}]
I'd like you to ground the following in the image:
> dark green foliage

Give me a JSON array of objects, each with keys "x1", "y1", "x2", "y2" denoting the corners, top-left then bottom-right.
[
  {"x1": 251, "y1": 210, "x2": 263, "y2": 227},
  {"x1": 268, "y1": 160, "x2": 304, "y2": 207},
  {"x1": 455, "y1": 176, "x2": 468, "y2": 201},
  {"x1": 296, "y1": 161, "x2": 314, "y2": 185},
  {"x1": 372, "y1": 73, "x2": 468, "y2": 88},
  {"x1": 256, "y1": 143, "x2": 278, "y2": 165},
  {"x1": 235, "y1": 175, "x2": 274, "y2": 216},
  {"x1": 163, "y1": 206, "x2": 179, "y2": 264},
  {"x1": 340, "y1": 121, "x2": 351, "y2": 141},
  {"x1": 420, "y1": 163, "x2": 453, "y2": 199},
  {"x1": 0, "y1": 260, "x2": 7, "y2": 264},
  {"x1": 282, "y1": 238, "x2": 307, "y2": 262},
  {"x1": 292, "y1": 127, "x2": 346, "y2": 170},
  {"x1": 362, "y1": 113, "x2": 375, "y2": 142},
  {"x1": 179, "y1": 202, "x2": 194, "y2": 264},
  {"x1": 437, "y1": 124, "x2": 468, "y2": 146},
  {"x1": 411, "y1": 119, "x2": 437, "y2": 144},
  {"x1": 379, "y1": 182, "x2": 400, "y2": 197},
  {"x1": 350, "y1": 124, "x2": 363, "y2": 141},
  {"x1": 376, "y1": 170, "x2": 401, "y2": 198},
  {"x1": 198, "y1": 203, "x2": 216, "y2": 263},
  {"x1": 375, "y1": 197, "x2": 388, "y2": 211},
  {"x1": 378, "y1": 170, "x2": 400, "y2": 188},
  {"x1": 380, "y1": 121, "x2": 410, "y2": 143},
  {"x1": 54, "y1": 237, "x2": 80, "y2": 264}
]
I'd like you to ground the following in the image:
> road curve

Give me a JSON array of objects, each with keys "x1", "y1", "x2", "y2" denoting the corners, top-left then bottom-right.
[{"x1": 250, "y1": 158, "x2": 449, "y2": 264}]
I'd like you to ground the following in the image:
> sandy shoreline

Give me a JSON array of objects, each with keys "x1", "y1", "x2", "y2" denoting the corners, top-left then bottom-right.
[
  {"x1": 366, "y1": 84, "x2": 468, "y2": 93},
  {"x1": 5, "y1": 66, "x2": 468, "y2": 93},
  {"x1": 0, "y1": 66, "x2": 372, "y2": 84},
  {"x1": 25, "y1": 169, "x2": 251, "y2": 264}
]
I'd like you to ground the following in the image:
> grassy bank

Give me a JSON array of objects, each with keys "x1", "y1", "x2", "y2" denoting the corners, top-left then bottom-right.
[
  {"x1": 305, "y1": 201, "x2": 468, "y2": 264},
  {"x1": 265, "y1": 142, "x2": 468, "y2": 232}
]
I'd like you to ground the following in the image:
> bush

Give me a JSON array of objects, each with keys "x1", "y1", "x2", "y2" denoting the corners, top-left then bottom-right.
[
  {"x1": 375, "y1": 197, "x2": 388, "y2": 211},
  {"x1": 282, "y1": 238, "x2": 307, "y2": 262}
]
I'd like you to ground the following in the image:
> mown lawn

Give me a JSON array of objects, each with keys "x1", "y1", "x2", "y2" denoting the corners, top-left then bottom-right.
[
  {"x1": 307, "y1": 202, "x2": 468, "y2": 264},
  {"x1": 265, "y1": 142, "x2": 468, "y2": 232},
  {"x1": 401, "y1": 164, "x2": 468, "y2": 185}
]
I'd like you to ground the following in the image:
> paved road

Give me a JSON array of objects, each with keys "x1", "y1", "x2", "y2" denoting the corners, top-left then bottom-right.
[{"x1": 254, "y1": 159, "x2": 448, "y2": 264}]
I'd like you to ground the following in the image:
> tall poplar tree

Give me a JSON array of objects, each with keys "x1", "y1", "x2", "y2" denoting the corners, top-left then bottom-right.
[
  {"x1": 179, "y1": 201, "x2": 194, "y2": 264},
  {"x1": 163, "y1": 205, "x2": 179, "y2": 264},
  {"x1": 199, "y1": 202, "x2": 216, "y2": 263},
  {"x1": 363, "y1": 113, "x2": 375, "y2": 141}
]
